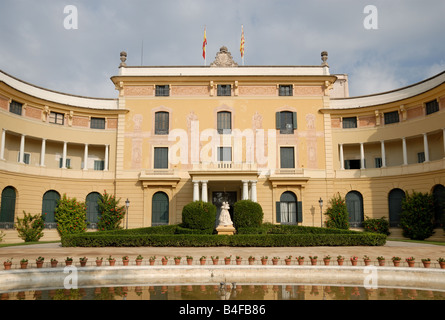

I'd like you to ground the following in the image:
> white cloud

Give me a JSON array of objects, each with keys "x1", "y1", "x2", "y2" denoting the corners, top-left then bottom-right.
[{"x1": 0, "y1": 0, "x2": 443, "y2": 98}]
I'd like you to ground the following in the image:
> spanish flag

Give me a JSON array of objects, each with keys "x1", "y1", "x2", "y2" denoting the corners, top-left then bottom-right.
[
  {"x1": 240, "y1": 25, "x2": 245, "y2": 59},
  {"x1": 202, "y1": 27, "x2": 207, "y2": 60}
]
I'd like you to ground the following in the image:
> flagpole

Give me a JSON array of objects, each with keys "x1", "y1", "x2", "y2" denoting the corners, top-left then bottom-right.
[
  {"x1": 240, "y1": 25, "x2": 245, "y2": 66},
  {"x1": 203, "y1": 26, "x2": 207, "y2": 67}
]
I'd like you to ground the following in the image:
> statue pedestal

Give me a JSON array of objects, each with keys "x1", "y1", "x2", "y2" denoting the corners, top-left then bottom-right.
[{"x1": 216, "y1": 225, "x2": 236, "y2": 235}]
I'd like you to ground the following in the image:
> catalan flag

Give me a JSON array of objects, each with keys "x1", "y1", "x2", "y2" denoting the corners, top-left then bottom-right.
[
  {"x1": 202, "y1": 27, "x2": 207, "y2": 60},
  {"x1": 240, "y1": 25, "x2": 245, "y2": 59}
]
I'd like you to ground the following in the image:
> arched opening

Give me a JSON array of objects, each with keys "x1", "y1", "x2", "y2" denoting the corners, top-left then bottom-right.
[
  {"x1": 152, "y1": 192, "x2": 169, "y2": 226},
  {"x1": 432, "y1": 184, "x2": 445, "y2": 228},
  {"x1": 42, "y1": 190, "x2": 60, "y2": 229},
  {"x1": 346, "y1": 191, "x2": 364, "y2": 228},
  {"x1": 388, "y1": 188, "x2": 406, "y2": 227},
  {"x1": 86, "y1": 192, "x2": 101, "y2": 229},
  {"x1": 276, "y1": 191, "x2": 302, "y2": 224},
  {"x1": 0, "y1": 186, "x2": 16, "y2": 229}
]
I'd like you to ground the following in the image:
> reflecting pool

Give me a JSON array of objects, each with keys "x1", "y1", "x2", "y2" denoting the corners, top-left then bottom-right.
[{"x1": 1, "y1": 284, "x2": 444, "y2": 301}]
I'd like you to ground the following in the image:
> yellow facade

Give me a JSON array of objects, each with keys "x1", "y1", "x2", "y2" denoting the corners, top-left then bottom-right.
[{"x1": 0, "y1": 48, "x2": 444, "y2": 242}]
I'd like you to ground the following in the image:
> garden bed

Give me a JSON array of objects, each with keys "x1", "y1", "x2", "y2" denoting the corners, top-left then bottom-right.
[{"x1": 61, "y1": 225, "x2": 386, "y2": 247}]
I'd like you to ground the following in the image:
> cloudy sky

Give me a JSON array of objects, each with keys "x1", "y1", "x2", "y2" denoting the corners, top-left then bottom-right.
[{"x1": 0, "y1": 0, "x2": 444, "y2": 99}]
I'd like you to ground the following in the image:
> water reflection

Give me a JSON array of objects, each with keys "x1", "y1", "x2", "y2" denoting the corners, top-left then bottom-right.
[{"x1": 1, "y1": 284, "x2": 444, "y2": 301}]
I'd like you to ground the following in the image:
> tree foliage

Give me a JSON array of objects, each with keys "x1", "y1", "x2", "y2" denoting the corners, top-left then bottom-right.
[
  {"x1": 55, "y1": 194, "x2": 87, "y2": 236},
  {"x1": 400, "y1": 191, "x2": 435, "y2": 240},
  {"x1": 97, "y1": 190, "x2": 126, "y2": 231},
  {"x1": 324, "y1": 193, "x2": 350, "y2": 229},
  {"x1": 16, "y1": 211, "x2": 45, "y2": 242}
]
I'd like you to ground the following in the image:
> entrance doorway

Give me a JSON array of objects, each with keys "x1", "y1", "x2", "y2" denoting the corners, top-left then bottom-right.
[{"x1": 212, "y1": 191, "x2": 237, "y2": 224}]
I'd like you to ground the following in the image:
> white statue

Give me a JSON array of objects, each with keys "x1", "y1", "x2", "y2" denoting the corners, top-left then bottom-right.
[{"x1": 218, "y1": 201, "x2": 233, "y2": 226}]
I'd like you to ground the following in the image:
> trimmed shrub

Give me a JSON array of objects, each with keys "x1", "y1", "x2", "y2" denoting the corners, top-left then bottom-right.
[
  {"x1": 362, "y1": 216, "x2": 390, "y2": 235},
  {"x1": 97, "y1": 191, "x2": 126, "y2": 231},
  {"x1": 61, "y1": 232, "x2": 386, "y2": 248},
  {"x1": 233, "y1": 200, "x2": 264, "y2": 229},
  {"x1": 15, "y1": 211, "x2": 45, "y2": 242},
  {"x1": 181, "y1": 201, "x2": 217, "y2": 230},
  {"x1": 324, "y1": 193, "x2": 349, "y2": 229},
  {"x1": 55, "y1": 194, "x2": 87, "y2": 236},
  {"x1": 400, "y1": 191, "x2": 435, "y2": 240}
]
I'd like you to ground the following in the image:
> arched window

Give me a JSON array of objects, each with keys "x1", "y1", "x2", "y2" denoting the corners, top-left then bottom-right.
[
  {"x1": 42, "y1": 190, "x2": 60, "y2": 229},
  {"x1": 0, "y1": 187, "x2": 16, "y2": 229},
  {"x1": 217, "y1": 111, "x2": 232, "y2": 134},
  {"x1": 86, "y1": 192, "x2": 101, "y2": 229},
  {"x1": 433, "y1": 185, "x2": 445, "y2": 228},
  {"x1": 388, "y1": 189, "x2": 406, "y2": 227},
  {"x1": 276, "y1": 191, "x2": 302, "y2": 224},
  {"x1": 152, "y1": 192, "x2": 169, "y2": 226},
  {"x1": 346, "y1": 191, "x2": 364, "y2": 228}
]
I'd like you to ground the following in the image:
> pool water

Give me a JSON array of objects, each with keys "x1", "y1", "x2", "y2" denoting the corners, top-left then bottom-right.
[{"x1": 1, "y1": 284, "x2": 444, "y2": 301}]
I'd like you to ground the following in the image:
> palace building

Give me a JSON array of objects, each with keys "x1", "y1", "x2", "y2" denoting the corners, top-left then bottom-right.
[{"x1": 0, "y1": 47, "x2": 444, "y2": 242}]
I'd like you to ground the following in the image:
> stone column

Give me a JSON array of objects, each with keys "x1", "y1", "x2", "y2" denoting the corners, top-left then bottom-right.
[
  {"x1": 250, "y1": 180, "x2": 258, "y2": 202},
  {"x1": 402, "y1": 137, "x2": 408, "y2": 165},
  {"x1": 104, "y1": 145, "x2": 109, "y2": 171},
  {"x1": 83, "y1": 144, "x2": 89, "y2": 170},
  {"x1": 360, "y1": 143, "x2": 365, "y2": 169},
  {"x1": 423, "y1": 133, "x2": 430, "y2": 162},
  {"x1": 242, "y1": 181, "x2": 249, "y2": 200},
  {"x1": 40, "y1": 139, "x2": 46, "y2": 167},
  {"x1": 201, "y1": 180, "x2": 208, "y2": 202},
  {"x1": 193, "y1": 181, "x2": 200, "y2": 202},
  {"x1": 0, "y1": 129, "x2": 6, "y2": 160},
  {"x1": 62, "y1": 141, "x2": 67, "y2": 169},
  {"x1": 339, "y1": 144, "x2": 344, "y2": 170},
  {"x1": 19, "y1": 134, "x2": 25, "y2": 164},
  {"x1": 443, "y1": 128, "x2": 445, "y2": 158},
  {"x1": 380, "y1": 141, "x2": 386, "y2": 168}
]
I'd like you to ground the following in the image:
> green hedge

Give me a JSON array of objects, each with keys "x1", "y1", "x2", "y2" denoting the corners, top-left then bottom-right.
[
  {"x1": 237, "y1": 224, "x2": 361, "y2": 235},
  {"x1": 181, "y1": 201, "x2": 217, "y2": 230},
  {"x1": 62, "y1": 232, "x2": 386, "y2": 247},
  {"x1": 233, "y1": 200, "x2": 264, "y2": 229}
]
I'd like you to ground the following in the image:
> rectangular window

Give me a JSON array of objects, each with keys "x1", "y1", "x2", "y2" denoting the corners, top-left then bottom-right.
[
  {"x1": 9, "y1": 100, "x2": 22, "y2": 116},
  {"x1": 384, "y1": 111, "x2": 400, "y2": 125},
  {"x1": 217, "y1": 85, "x2": 231, "y2": 96},
  {"x1": 277, "y1": 111, "x2": 297, "y2": 134},
  {"x1": 375, "y1": 157, "x2": 382, "y2": 168},
  {"x1": 155, "y1": 85, "x2": 170, "y2": 97},
  {"x1": 217, "y1": 111, "x2": 232, "y2": 134},
  {"x1": 155, "y1": 112, "x2": 169, "y2": 135},
  {"x1": 49, "y1": 112, "x2": 65, "y2": 125},
  {"x1": 217, "y1": 147, "x2": 232, "y2": 162},
  {"x1": 342, "y1": 117, "x2": 357, "y2": 129},
  {"x1": 426, "y1": 100, "x2": 439, "y2": 115},
  {"x1": 417, "y1": 152, "x2": 425, "y2": 163},
  {"x1": 344, "y1": 159, "x2": 361, "y2": 170},
  {"x1": 90, "y1": 117, "x2": 106, "y2": 129},
  {"x1": 280, "y1": 147, "x2": 295, "y2": 169},
  {"x1": 94, "y1": 160, "x2": 105, "y2": 171},
  {"x1": 17, "y1": 152, "x2": 30, "y2": 165},
  {"x1": 154, "y1": 147, "x2": 168, "y2": 169},
  {"x1": 59, "y1": 158, "x2": 71, "y2": 168},
  {"x1": 279, "y1": 85, "x2": 293, "y2": 96}
]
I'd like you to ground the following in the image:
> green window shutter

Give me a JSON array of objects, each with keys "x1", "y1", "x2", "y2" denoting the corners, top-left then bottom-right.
[
  {"x1": 297, "y1": 201, "x2": 303, "y2": 223},
  {"x1": 292, "y1": 112, "x2": 298, "y2": 130},
  {"x1": 280, "y1": 147, "x2": 295, "y2": 169},
  {"x1": 276, "y1": 112, "x2": 281, "y2": 130},
  {"x1": 154, "y1": 147, "x2": 168, "y2": 169},
  {"x1": 276, "y1": 202, "x2": 281, "y2": 223},
  {"x1": 0, "y1": 187, "x2": 16, "y2": 224}
]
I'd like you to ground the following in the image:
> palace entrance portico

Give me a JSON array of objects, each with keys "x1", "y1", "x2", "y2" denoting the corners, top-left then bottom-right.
[{"x1": 189, "y1": 170, "x2": 259, "y2": 221}]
